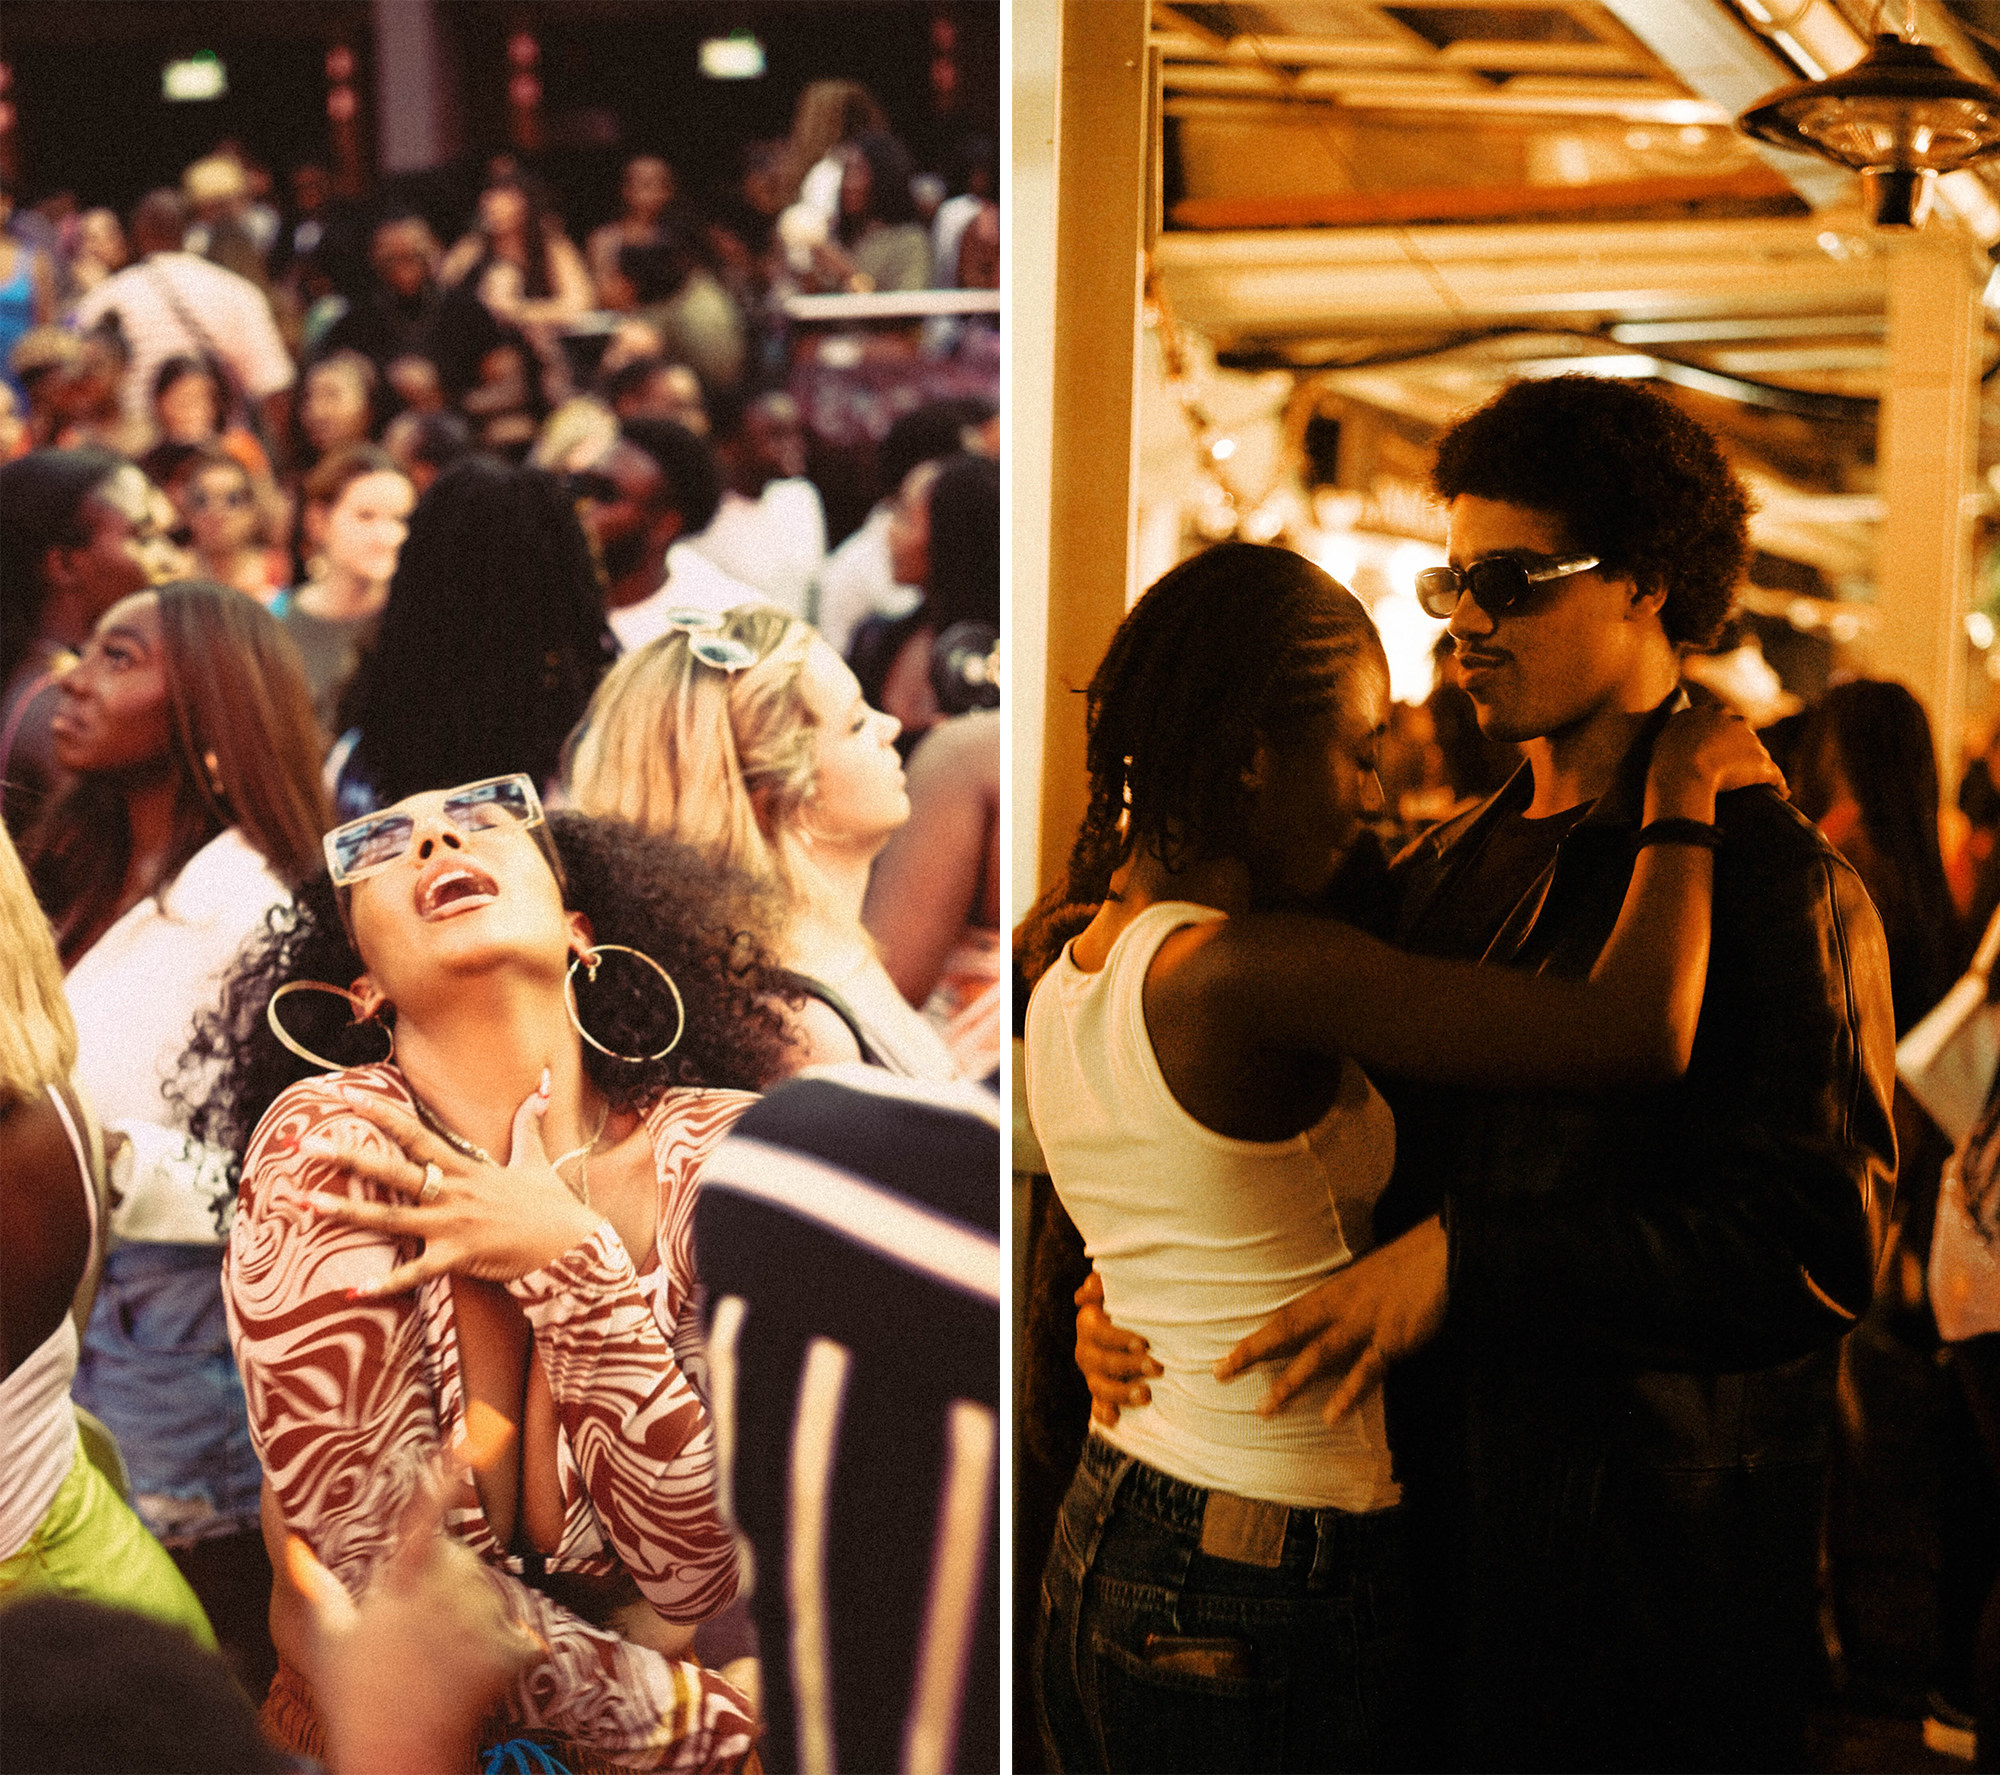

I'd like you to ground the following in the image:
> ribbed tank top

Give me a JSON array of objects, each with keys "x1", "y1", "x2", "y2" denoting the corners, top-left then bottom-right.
[
  {"x1": 1025, "y1": 901, "x2": 1400, "y2": 1512},
  {"x1": 0, "y1": 1087, "x2": 97, "y2": 1558}
]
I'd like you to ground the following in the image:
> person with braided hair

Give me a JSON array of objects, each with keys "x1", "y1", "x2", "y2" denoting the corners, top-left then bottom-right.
[
  {"x1": 1022, "y1": 539, "x2": 1782, "y2": 1773},
  {"x1": 1069, "y1": 378, "x2": 1900, "y2": 1772}
]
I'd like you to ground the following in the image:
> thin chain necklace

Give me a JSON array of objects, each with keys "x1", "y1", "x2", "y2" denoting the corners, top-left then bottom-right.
[
  {"x1": 408, "y1": 1088, "x2": 610, "y2": 1207},
  {"x1": 556, "y1": 1101, "x2": 611, "y2": 1207}
]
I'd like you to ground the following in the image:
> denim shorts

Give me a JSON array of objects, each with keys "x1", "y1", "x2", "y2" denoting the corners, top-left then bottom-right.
[
  {"x1": 1034, "y1": 1434, "x2": 1416, "y2": 1773},
  {"x1": 69, "y1": 1242, "x2": 264, "y2": 1547}
]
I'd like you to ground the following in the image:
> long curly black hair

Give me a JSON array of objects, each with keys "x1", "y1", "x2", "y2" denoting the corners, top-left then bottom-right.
[
  {"x1": 178, "y1": 812, "x2": 798, "y2": 1173},
  {"x1": 1430, "y1": 375, "x2": 1751, "y2": 650},
  {"x1": 1016, "y1": 541, "x2": 1384, "y2": 983}
]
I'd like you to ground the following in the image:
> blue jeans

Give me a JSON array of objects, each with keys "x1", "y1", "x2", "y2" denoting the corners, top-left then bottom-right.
[
  {"x1": 1035, "y1": 1435, "x2": 1416, "y2": 1773},
  {"x1": 70, "y1": 1242, "x2": 264, "y2": 1546}
]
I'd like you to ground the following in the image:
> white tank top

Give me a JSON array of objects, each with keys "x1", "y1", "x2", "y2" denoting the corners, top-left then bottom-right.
[
  {"x1": 1025, "y1": 901, "x2": 1400, "y2": 1512},
  {"x1": 0, "y1": 1086, "x2": 97, "y2": 1559}
]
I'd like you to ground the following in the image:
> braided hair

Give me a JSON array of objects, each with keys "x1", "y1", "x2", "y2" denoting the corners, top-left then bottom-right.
[{"x1": 1018, "y1": 542, "x2": 1385, "y2": 981}]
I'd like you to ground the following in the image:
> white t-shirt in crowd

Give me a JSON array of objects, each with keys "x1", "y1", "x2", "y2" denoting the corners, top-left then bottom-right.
[
  {"x1": 689, "y1": 480, "x2": 827, "y2": 621},
  {"x1": 607, "y1": 542, "x2": 769, "y2": 654},
  {"x1": 72, "y1": 253, "x2": 294, "y2": 429},
  {"x1": 65, "y1": 827, "x2": 291, "y2": 1244},
  {"x1": 812, "y1": 503, "x2": 921, "y2": 658}
]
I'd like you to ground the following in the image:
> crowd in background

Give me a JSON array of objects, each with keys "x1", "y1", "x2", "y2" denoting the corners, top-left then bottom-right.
[{"x1": 0, "y1": 70, "x2": 998, "y2": 1775}]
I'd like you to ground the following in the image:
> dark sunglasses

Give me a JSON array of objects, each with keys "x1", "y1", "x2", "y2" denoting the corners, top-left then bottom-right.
[
  {"x1": 565, "y1": 470, "x2": 622, "y2": 504},
  {"x1": 1414, "y1": 553, "x2": 1599, "y2": 621}
]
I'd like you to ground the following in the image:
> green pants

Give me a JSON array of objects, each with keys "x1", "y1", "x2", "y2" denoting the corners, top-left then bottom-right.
[{"x1": 0, "y1": 1437, "x2": 215, "y2": 1647}]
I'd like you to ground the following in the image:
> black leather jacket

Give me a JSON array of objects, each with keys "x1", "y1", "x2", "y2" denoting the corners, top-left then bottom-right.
[{"x1": 1376, "y1": 692, "x2": 1897, "y2": 1771}]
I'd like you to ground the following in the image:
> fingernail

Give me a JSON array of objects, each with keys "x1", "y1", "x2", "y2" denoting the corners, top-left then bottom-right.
[
  {"x1": 345, "y1": 1280, "x2": 380, "y2": 1301},
  {"x1": 538, "y1": 1067, "x2": 552, "y2": 1100}
]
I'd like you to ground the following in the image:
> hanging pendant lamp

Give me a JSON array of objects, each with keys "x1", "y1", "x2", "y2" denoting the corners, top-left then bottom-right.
[{"x1": 1739, "y1": 33, "x2": 2000, "y2": 227}]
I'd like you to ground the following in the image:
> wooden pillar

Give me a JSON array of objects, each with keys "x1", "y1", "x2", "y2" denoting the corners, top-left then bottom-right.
[
  {"x1": 1865, "y1": 229, "x2": 1983, "y2": 772},
  {"x1": 1031, "y1": 0, "x2": 1151, "y2": 901},
  {"x1": 1011, "y1": 0, "x2": 1056, "y2": 922},
  {"x1": 373, "y1": 0, "x2": 460, "y2": 175}
]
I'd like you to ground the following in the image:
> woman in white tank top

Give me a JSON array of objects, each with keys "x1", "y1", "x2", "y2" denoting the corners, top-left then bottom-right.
[{"x1": 1022, "y1": 543, "x2": 1779, "y2": 1772}]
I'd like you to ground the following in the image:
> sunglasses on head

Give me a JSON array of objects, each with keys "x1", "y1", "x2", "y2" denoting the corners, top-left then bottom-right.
[
  {"x1": 663, "y1": 607, "x2": 759, "y2": 673},
  {"x1": 324, "y1": 773, "x2": 544, "y2": 887},
  {"x1": 1414, "y1": 553, "x2": 1600, "y2": 621}
]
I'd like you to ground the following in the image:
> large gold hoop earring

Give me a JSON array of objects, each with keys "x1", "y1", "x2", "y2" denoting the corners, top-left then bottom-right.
[
  {"x1": 267, "y1": 980, "x2": 396, "y2": 1073},
  {"x1": 565, "y1": 944, "x2": 685, "y2": 1063}
]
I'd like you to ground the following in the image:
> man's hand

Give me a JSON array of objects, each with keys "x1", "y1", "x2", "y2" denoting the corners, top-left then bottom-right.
[
  {"x1": 1214, "y1": 1216, "x2": 1448, "y2": 1424},
  {"x1": 1074, "y1": 1270, "x2": 1161, "y2": 1429}
]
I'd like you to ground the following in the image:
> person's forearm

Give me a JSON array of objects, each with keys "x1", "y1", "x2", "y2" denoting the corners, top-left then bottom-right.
[
  {"x1": 508, "y1": 1226, "x2": 738, "y2": 1621},
  {"x1": 1587, "y1": 842, "x2": 1714, "y2": 1077}
]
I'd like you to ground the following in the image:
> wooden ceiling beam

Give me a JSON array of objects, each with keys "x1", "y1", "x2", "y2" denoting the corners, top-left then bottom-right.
[{"x1": 1169, "y1": 164, "x2": 1795, "y2": 229}]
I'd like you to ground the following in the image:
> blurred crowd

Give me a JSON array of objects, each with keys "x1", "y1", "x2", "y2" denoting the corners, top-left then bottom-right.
[
  {"x1": 0, "y1": 78, "x2": 998, "y2": 590},
  {"x1": 0, "y1": 71, "x2": 998, "y2": 1775}
]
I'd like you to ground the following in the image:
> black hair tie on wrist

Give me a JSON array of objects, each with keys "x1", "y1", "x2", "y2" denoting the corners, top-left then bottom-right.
[{"x1": 1636, "y1": 817, "x2": 1723, "y2": 851}]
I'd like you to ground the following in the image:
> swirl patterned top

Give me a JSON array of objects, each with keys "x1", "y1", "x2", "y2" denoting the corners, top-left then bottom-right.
[{"x1": 223, "y1": 1064, "x2": 758, "y2": 1772}]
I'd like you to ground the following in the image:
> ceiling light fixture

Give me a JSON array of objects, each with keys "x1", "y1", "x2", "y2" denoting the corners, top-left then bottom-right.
[{"x1": 1738, "y1": 31, "x2": 2000, "y2": 228}]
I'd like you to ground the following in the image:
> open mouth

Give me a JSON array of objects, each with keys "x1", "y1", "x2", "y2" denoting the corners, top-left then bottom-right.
[{"x1": 415, "y1": 858, "x2": 500, "y2": 920}]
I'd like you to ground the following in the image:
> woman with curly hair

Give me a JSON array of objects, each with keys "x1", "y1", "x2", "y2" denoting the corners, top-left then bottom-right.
[
  {"x1": 566, "y1": 605, "x2": 957, "y2": 1078},
  {"x1": 19, "y1": 576, "x2": 330, "y2": 1697},
  {"x1": 199, "y1": 790, "x2": 792, "y2": 1772},
  {"x1": 1022, "y1": 542, "x2": 1782, "y2": 1773}
]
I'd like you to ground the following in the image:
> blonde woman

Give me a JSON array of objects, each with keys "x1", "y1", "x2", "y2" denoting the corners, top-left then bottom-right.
[
  {"x1": 567, "y1": 604, "x2": 960, "y2": 1078},
  {"x1": 0, "y1": 825, "x2": 211, "y2": 1640}
]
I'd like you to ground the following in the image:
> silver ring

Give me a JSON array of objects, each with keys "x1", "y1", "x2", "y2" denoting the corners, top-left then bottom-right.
[{"x1": 419, "y1": 1161, "x2": 443, "y2": 1206}]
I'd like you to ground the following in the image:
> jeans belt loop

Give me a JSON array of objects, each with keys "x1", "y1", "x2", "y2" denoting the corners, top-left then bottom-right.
[
  {"x1": 1198, "y1": 1488, "x2": 1289, "y2": 1568},
  {"x1": 1077, "y1": 1449, "x2": 1136, "y2": 1575},
  {"x1": 1307, "y1": 1505, "x2": 1338, "y2": 1589}
]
